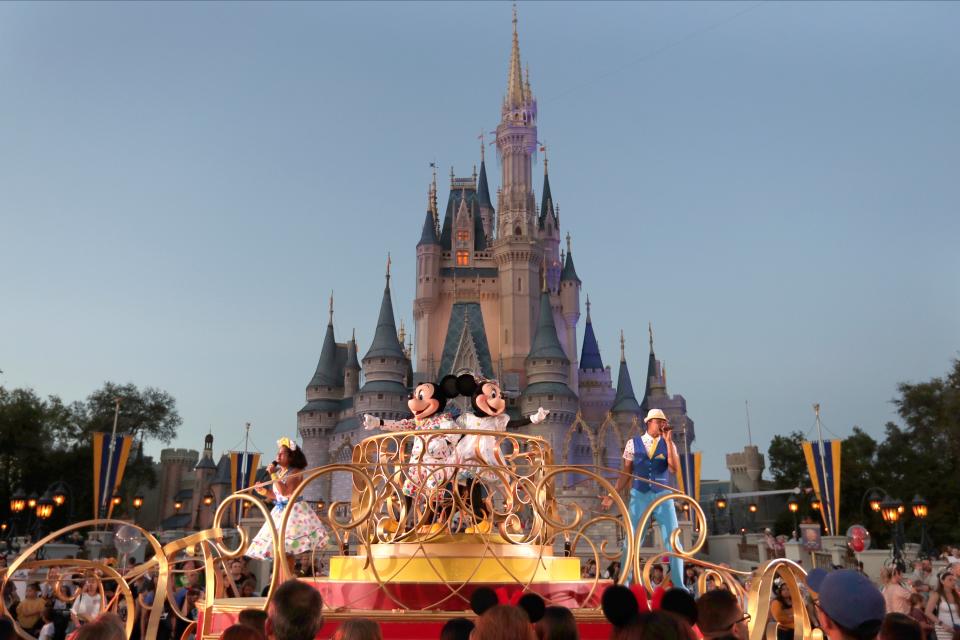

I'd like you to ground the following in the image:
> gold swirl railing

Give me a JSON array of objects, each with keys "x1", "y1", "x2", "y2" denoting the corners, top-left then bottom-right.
[{"x1": 0, "y1": 431, "x2": 818, "y2": 639}]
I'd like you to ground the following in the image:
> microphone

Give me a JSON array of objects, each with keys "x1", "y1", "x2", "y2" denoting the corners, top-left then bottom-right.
[{"x1": 271, "y1": 460, "x2": 279, "y2": 466}]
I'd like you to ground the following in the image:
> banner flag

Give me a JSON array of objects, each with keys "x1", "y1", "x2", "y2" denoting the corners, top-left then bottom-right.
[
  {"x1": 229, "y1": 452, "x2": 262, "y2": 520},
  {"x1": 92, "y1": 432, "x2": 133, "y2": 519},
  {"x1": 803, "y1": 439, "x2": 842, "y2": 536}
]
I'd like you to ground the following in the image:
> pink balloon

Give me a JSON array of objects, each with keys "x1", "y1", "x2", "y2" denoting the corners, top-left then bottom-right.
[{"x1": 851, "y1": 538, "x2": 865, "y2": 552}]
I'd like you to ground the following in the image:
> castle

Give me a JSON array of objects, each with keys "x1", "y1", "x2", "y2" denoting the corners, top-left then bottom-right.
[{"x1": 296, "y1": 11, "x2": 697, "y2": 505}]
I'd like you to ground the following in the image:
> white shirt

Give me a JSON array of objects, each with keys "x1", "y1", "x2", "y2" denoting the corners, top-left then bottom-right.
[
  {"x1": 71, "y1": 592, "x2": 102, "y2": 621},
  {"x1": 623, "y1": 433, "x2": 660, "y2": 462},
  {"x1": 39, "y1": 622, "x2": 55, "y2": 640}
]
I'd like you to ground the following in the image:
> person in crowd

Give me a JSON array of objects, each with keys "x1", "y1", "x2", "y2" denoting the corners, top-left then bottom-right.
[
  {"x1": 264, "y1": 580, "x2": 323, "y2": 640},
  {"x1": 906, "y1": 593, "x2": 933, "y2": 638},
  {"x1": 332, "y1": 618, "x2": 382, "y2": 640},
  {"x1": 240, "y1": 580, "x2": 257, "y2": 598},
  {"x1": 683, "y1": 567, "x2": 699, "y2": 595},
  {"x1": 237, "y1": 609, "x2": 268, "y2": 637},
  {"x1": 697, "y1": 589, "x2": 750, "y2": 640},
  {"x1": 247, "y1": 439, "x2": 329, "y2": 577},
  {"x1": 518, "y1": 593, "x2": 546, "y2": 625},
  {"x1": 472, "y1": 605, "x2": 537, "y2": 640},
  {"x1": 75, "y1": 619, "x2": 125, "y2": 640},
  {"x1": 604, "y1": 562, "x2": 622, "y2": 582},
  {"x1": 534, "y1": 605, "x2": 578, "y2": 640},
  {"x1": 600, "y1": 409, "x2": 685, "y2": 588},
  {"x1": 879, "y1": 613, "x2": 923, "y2": 640},
  {"x1": 649, "y1": 565, "x2": 664, "y2": 589},
  {"x1": 439, "y1": 618, "x2": 474, "y2": 640},
  {"x1": 71, "y1": 577, "x2": 104, "y2": 628},
  {"x1": 469, "y1": 588, "x2": 499, "y2": 617},
  {"x1": 924, "y1": 571, "x2": 960, "y2": 640},
  {"x1": 770, "y1": 582, "x2": 795, "y2": 640},
  {"x1": 17, "y1": 582, "x2": 47, "y2": 632},
  {"x1": 807, "y1": 569, "x2": 885, "y2": 640},
  {"x1": 3, "y1": 580, "x2": 20, "y2": 618},
  {"x1": 883, "y1": 566, "x2": 913, "y2": 615},
  {"x1": 0, "y1": 618, "x2": 14, "y2": 640},
  {"x1": 582, "y1": 559, "x2": 597, "y2": 579},
  {"x1": 660, "y1": 588, "x2": 697, "y2": 628},
  {"x1": 221, "y1": 624, "x2": 265, "y2": 640}
]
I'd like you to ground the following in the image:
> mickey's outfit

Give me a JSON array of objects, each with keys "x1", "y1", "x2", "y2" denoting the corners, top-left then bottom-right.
[
  {"x1": 621, "y1": 433, "x2": 684, "y2": 586},
  {"x1": 382, "y1": 412, "x2": 461, "y2": 498},
  {"x1": 246, "y1": 468, "x2": 329, "y2": 559}
]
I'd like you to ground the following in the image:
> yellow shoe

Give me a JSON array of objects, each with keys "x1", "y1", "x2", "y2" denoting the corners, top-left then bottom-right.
[
  {"x1": 466, "y1": 520, "x2": 493, "y2": 534},
  {"x1": 382, "y1": 519, "x2": 400, "y2": 533}
]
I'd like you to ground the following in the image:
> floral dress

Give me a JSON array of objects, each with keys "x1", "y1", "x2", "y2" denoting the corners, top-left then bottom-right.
[
  {"x1": 455, "y1": 413, "x2": 508, "y2": 483},
  {"x1": 246, "y1": 470, "x2": 329, "y2": 559},
  {"x1": 385, "y1": 412, "x2": 461, "y2": 498}
]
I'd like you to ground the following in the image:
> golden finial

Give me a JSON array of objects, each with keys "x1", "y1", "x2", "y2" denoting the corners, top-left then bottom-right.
[
  {"x1": 398, "y1": 319, "x2": 406, "y2": 345},
  {"x1": 328, "y1": 291, "x2": 334, "y2": 324},
  {"x1": 479, "y1": 130, "x2": 485, "y2": 162},
  {"x1": 351, "y1": 327, "x2": 356, "y2": 343},
  {"x1": 620, "y1": 330, "x2": 626, "y2": 362},
  {"x1": 541, "y1": 143, "x2": 548, "y2": 175},
  {"x1": 585, "y1": 294, "x2": 591, "y2": 321},
  {"x1": 648, "y1": 322, "x2": 654, "y2": 351},
  {"x1": 506, "y1": 3, "x2": 525, "y2": 108},
  {"x1": 566, "y1": 231, "x2": 572, "y2": 254},
  {"x1": 386, "y1": 252, "x2": 392, "y2": 283}
]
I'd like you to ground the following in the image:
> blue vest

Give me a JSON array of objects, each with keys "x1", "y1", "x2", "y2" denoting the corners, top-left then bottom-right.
[{"x1": 631, "y1": 435, "x2": 670, "y2": 493}]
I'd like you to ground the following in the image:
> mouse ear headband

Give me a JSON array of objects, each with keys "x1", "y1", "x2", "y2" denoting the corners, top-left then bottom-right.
[{"x1": 277, "y1": 436, "x2": 299, "y2": 451}]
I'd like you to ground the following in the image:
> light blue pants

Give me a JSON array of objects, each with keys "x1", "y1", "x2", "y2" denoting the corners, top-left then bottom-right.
[{"x1": 622, "y1": 487, "x2": 685, "y2": 589}]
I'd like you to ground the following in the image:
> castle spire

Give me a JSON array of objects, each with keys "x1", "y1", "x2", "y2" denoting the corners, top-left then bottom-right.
[
  {"x1": 506, "y1": 4, "x2": 526, "y2": 109},
  {"x1": 363, "y1": 261, "x2": 406, "y2": 361},
  {"x1": 560, "y1": 232, "x2": 581, "y2": 283},
  {"x1": 612, "y1": 331, "x2": 641, "y2": 414},
  {"x1": 620, "y1": 329, "x2": 626, "y2": 363},
  {"x1": 328, "y1": 291, "x2": 334, "y2": 325},
  {"x1": 579, "y1": 295, "x2": 603, "y2": 371}
]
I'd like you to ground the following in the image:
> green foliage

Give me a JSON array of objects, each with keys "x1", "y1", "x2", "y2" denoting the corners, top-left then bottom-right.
[
  {"x1": 767, "y1": 431, "x2": 808, "y2": 489},
  {"x1": 0, "y1": 381, "x2": 180, "y2": 522}
]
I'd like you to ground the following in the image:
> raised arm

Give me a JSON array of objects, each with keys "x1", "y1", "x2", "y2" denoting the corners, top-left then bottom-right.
[{"x1": 363, "y1": 414, "x2": 416, "y2": 432}]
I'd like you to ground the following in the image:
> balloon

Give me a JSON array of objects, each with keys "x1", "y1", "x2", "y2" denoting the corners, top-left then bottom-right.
[
  {"x1": 114, "y1": 525, "x2": 143, "y2": 556},
  {"x1": 851, "y1": 538, "x2": 865, "y2": 552},
  {"x1": 845, "y1": 524, "x2": 871, "y2": 551}
]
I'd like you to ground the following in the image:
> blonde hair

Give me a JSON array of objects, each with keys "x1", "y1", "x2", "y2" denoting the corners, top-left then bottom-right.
[
  {"x1": 472, "y1": 605, "x2": 536, "y2": 640},
  {"x1": 333, "y1": 618, "x2": 383, "y2": 640}
]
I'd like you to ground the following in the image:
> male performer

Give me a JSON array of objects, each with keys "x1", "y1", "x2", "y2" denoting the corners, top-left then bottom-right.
[{"x1": 601, "y1": 408, "x2": 684, "y2": 588}]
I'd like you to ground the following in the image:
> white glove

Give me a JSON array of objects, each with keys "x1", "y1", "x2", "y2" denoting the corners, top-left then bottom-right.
[
  {"x1": 363, "y1": 414, "x2": 381, "y2": 430},
  {"x1": 530, "y1": 407, "x2": 550, "y2": 424}
]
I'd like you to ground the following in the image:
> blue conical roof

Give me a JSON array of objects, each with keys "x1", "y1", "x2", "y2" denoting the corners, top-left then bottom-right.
[
  {"x1": 363, "y1": 277, "x2": 406, "y2": 360},
  {"x1": 612, "y1": 357, "x2": 641, "y2": 413},
  {"x1": 579, "y1": 317, "x2": 603, "y2": 370},
  {"x1": 309, "y1": 321, "x2": 342, "y2": 387},
  {"x1": 560, "y1": 249, "x2": 580, "y2": 283},
  {"x1": 417, "y1": 209, "x2": 439, "y2": 246},
  {"x1": 527, "y1": 291, "x2": 569, "y2": 361},
  {"x1": 538, "y1": 171, "x2": 557, "y2": 228},
  {"x1": 477, "y1": 160, "x2": 494, "y2": 210}
]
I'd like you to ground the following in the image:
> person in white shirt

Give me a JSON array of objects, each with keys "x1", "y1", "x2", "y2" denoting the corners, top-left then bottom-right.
[
  {"x1": 38, "y1": 609, "x2": 56, "y2": 640},
  {"x1": 71, "y1": 577, "x2": 103, "y2": 627}
]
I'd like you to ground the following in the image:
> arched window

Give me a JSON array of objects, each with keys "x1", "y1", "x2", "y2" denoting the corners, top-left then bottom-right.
[{"x1": 456, "y1": 251, "x2": 469, "y2": 266}]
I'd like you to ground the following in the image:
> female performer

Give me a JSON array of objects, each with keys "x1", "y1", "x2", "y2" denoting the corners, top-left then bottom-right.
[{"x1": 246, "y1": 438, "x2": 328, "y2": 575}]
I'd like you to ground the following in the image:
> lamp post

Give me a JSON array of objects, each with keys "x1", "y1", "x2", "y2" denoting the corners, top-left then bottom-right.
[
  {"x1": 880, "y1": 496, "x2": 905, "y2": 566},
  {"x1": 787, "y1": 495, "x2": 800, "y2": 540},
  {"x1": 911, "y1": 495, "x2": 930, "y2": 557},
  {"x1": 714, "y1": 494, "x2": 728, "y2": 535}
]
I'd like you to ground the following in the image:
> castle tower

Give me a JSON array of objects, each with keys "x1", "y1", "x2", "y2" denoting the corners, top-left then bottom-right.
[
  {"x1": 192, "y1": 432, "x2": 217, "y2": 529},
  {"x1": 521, "y1": 281, "x2": 577, "y2": 452},
  {"x1": 559, "y1": 234, "x2": 581, "y2": 388},
  {"x1": 158, "y1": 448, "x2": 198, "y2": 524},
  {"x1": 415, "y1": 176, "x2": 442, "y2": 377},
  {"x1": 477, "y1": 141, "x2": 496, "y2": 240},
  {"x1": 344, "y1": 329, "x2": 361, "y2": 397},
  {"x1": 640, "y1": 324, "x2": 696, "y2": 453},
  {"x1": 726, "y1": 445, "x2": 765, "y2": 493},
  {"x1": 577, "y1": 297, "x2": 615, "y2": 425},
  {"x1": 538, "y1": 151, "x2": 561, "y2": 291},
  {"x1": 493, "y1": 9, "x2": 543, "y2": 384},
  {"x1": 298, "y1": 295, "x2": 345, "y2": 502},
  {"x1": 355, "y1": 259, "x2": 411, "y2": 423},
  {"x1": 610, "y1": 331, "x2": 643, "y2": 467}
]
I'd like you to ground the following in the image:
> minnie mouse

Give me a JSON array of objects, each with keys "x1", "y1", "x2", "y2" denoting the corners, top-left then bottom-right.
[
  {"x1": 363, "y1": 375, "x2": 463, "y2": 506},
  {"x1": 454, "y1": 374, "x2": 548, "y2": 530}
]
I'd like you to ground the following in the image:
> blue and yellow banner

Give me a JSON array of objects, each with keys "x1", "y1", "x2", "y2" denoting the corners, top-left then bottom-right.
[
  {"x1": 229, "y1": 452, "x2": 261, "y2": 520},
  {"x1": 677, "y1": 451, "x2": 701, "y2": 502},
  {"x1": 92, "y1": 433, "x2": 133, "y2": 519},
  {"x1": 802, "y1": 439, "x2": 842, "y2": 536}
]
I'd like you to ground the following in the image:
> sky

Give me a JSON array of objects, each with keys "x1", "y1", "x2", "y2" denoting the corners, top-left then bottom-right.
[{"x1": 1, "y1": 1, "x2": 957, "y2": 479}]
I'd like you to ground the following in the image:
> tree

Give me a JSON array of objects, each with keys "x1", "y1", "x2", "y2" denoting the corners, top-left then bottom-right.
[
  {"x1": 81, "y1": 382, "x2": 182, "y2": 444},
  {"x1": 767, "y1": 431, "x2": 808, "y2": 490}
]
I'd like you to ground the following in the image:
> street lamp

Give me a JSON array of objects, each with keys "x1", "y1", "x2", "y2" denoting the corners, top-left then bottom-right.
[
  {"x1": 132, "y1": 496, "x2": 144, "y2": 511},
  {"x1": 868, "y1": 490, "x2": 883, "y2": 513},
  {"x1": 52, "y1": 488, "x2": 67, "y2": 507},
  {"x1": 811, "y1": 498, "x2": 821, "y2": 511},
  {"x1": 912, "y1": 495, "x2": 930, "y2": 557},
  {"x1": 202, "y1": 492, "x2": 214, "y2": 507},
  {"x1": 748, "y1": 503, "x2": 758, "y2": 514},
  {"x1": 881, "y1": 496, "x2": 905, "y2": 565},
  {"x1": 10, "y1": 488, "x2": 26, "y2": 513},
  {"x1": 715, "y1": 494, "x2": 728, "y2": 511},
  {"x1": 36, "y1": 494, "x2": 55, "y2": 520},
  {"x1": 27, "y1": 493, "x2": 38, "y2": 510},
  {"x1": 174, "y1": 500, "x2": 183, "y2": 512},
  {"x1": 787, "y1": 495, "x2": 800, "y2": 539},
  {"x1": 111, "y1": 493, "x2": 122, "y2": 508}
]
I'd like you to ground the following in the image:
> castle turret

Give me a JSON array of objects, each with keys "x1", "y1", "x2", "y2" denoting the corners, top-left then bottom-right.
[
  {"x1": 577, "y1": 297, "x2": 615, "y2": 425},
  {"x1": 521, "y1": 282, "x2": 577, "y2": 451},
  {"x1": 415, "y1": 173, "x2": 442, "y2": 377},
  {"x1": 639, "y1": 324, "x2": 696, "y2": 452},
  {"x1": 493, "y1": 9, "x2": 543, "y2": 384},
  {"x1": 559, "y1": 233, "x2": 581, "y2": 388},
  {"x1": 192, "y1": 432, "x2": 217, "y2": 529},
  {"x1": 344, "y1": 329, "x2": 361, "y2": 397},
  {"x1": 538, "y1": 150, "x2": 561, "y2": 291},
  {"x1": 477, "y1": 143, "x2": 495, "y2": 241},
  {"x1": 356, "y1": 259, "x2": 411, "y2": 423}
]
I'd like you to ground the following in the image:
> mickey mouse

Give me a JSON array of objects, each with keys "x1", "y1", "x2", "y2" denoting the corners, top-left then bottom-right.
[
  {"x1": 453, "y1": 374, "x2": 549, "y2": 530},
  {"x1": 363, "y1": 375, "x2": 463, "y2": 501}
]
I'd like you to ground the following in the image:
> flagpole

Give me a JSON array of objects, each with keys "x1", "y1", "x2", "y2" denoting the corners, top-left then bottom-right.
[
  {"x1": 814, "y1": 403, "x2": 834, "y2": 536},
  {"x1": 101, "y1": 398, "x2": 121, "y2": 519}
]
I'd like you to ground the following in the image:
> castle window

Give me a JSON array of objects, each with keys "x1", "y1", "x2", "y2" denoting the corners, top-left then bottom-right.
[
  {"x1": 515, "y1": 226, "x2": 522, "y2": 236},
  {"x1": 456, "y1": 230, "x2": 469, "y2": 243},
  {"x1": 517, "y1": 278, "x2": 522, "y2": 292},
  {"x1": 380, "y1": 358, "x2": 385, "y2": 363},
  {"x1": 548, "y1": 395, "x2": 554, "y2": 401},
  {"x1": 327, "y1": 412, "x2": 333, "y2": 418},
  {"x1": 377, "y1": 394, "x2": 384, "y2": 400},
  {"x1": 456, "y1": 251, "x2": 469, "y2": 266}
]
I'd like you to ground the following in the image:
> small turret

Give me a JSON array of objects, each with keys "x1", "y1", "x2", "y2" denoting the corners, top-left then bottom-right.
[
  {"x1": 344, "y1": 329, "x2": 361, "y2": 397},
  {"x1": 306, "y1": 293, "x2": 345, "y2": 401},
  {"x1": 612, "y1": 330, "x2": 642, "y2": 415}
]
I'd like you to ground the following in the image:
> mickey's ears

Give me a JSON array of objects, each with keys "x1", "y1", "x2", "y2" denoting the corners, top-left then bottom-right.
[
  {"x1": 602, "y1": 585, "x2": 640, "y2": 627},
  {"x1": 456, "y1": 373, "x2": 478, "y2": 396},
  {"x1": 438, "y1": 375, "x2": 460, "y2": 399},
  {"x1": 470, "y1": 586, "x2": 499, "y2": 616}
]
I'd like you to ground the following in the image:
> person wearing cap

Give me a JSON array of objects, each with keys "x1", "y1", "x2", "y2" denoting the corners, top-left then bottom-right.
[
  {"x1": 807, "y1": 569, "x2": 886, "y2": 640},
  {"x1": 601, "y1": 408, "x2": 684, "y2": 588}
]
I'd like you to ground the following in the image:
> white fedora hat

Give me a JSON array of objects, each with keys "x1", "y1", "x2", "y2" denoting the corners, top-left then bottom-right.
[{"x1": 643, "y1": 408, "x2": 668, "y2": 424}]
